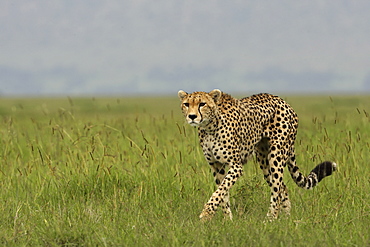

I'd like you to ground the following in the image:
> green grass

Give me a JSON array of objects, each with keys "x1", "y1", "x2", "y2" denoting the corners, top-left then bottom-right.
[{"x1": 0, "y1": 95, "x2": 369, "y2": 246}]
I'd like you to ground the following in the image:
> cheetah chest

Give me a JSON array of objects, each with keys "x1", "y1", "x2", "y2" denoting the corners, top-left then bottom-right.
[{"x1": 200, "y1": 132, "x2": 253, "y2": 165}]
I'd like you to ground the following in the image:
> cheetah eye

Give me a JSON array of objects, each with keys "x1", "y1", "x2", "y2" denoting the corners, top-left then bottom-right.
[
  {"x1": 199, "y1": 102, "x2": 206, "y2": 107},
  {"x1": 183, "y1": 103, "x2": 189, "y2": 107}
]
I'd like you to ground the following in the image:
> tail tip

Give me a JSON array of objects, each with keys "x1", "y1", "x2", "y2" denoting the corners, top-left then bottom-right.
[
  {"x1": 332, "y1": 162, "x2": 337, "y2": 171},
  {"x1": 310, "y1": 161, "x2": 337, "y2": 183}
]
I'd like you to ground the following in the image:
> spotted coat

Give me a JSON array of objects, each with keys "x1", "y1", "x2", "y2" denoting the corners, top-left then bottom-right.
[{"x1": 178, "y1": 89, "x2": 337, "y2": 221}]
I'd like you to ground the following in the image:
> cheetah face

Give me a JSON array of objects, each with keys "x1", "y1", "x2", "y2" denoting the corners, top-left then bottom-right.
[{"x1": 178, "y1": 89, "x2": 222, "y2": 127}]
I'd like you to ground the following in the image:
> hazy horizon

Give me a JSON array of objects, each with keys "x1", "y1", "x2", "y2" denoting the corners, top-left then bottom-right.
[{"x1": 1, "y1": 1, "x2": 370, "y2": 96}]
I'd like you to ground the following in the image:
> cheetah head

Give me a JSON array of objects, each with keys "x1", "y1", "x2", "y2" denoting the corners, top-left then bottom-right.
[{"x1": 178, "y1": 89, "x2": 222, "y2": 127}]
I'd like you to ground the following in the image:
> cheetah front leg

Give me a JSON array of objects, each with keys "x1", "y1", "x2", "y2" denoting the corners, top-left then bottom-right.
[
  {"x1": 200, "y1": 163, "x2": 243, "y2": 221},
  {"x1": 208, "y1": 162, "x2": 233, "y2": 220},
  {"x1": 221, "y1": 191, "x2": 232, "y2": 220}
]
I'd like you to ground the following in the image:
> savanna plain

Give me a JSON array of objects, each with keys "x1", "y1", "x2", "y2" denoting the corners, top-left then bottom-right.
[{"x1": 0, "y1": 94, "x2": 369, "y2": 246}]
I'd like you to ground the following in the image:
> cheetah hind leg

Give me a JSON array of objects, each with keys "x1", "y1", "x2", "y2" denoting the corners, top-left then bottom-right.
[
  {"x1": 279, "y1": 182, "x2": 291, "y2": 216},
  {"x1": 266, "y1": 182, "x2": 291, "y2": 221}
]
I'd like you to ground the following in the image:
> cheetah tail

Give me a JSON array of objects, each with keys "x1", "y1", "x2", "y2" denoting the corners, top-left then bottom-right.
[
  {"x1": 289, "y1": 161, "x2": 337, "y2": 190},
  {"x1": 310, "y1": 161, "x2": 337, "y2": 183}
]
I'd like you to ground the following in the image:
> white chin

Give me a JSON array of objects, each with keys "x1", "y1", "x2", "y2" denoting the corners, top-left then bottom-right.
[{"x1": 188, "y1": 121, "x2": 200, "y2": 127}]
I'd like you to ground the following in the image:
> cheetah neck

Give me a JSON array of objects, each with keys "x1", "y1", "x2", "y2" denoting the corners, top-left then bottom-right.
[{"x1": 197, "y1": 105, "x2": 223, "y2": 134}]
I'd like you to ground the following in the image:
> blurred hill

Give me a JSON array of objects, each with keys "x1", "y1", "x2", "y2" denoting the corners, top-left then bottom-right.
[{"x1": 1, "y1": 1, "x2": 369, "y2": 96}]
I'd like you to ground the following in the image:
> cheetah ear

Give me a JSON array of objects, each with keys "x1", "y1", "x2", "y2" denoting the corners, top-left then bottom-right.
[
  {"x1": 209, "y1": 89, "x2": 222, "y2": 102},
  {"x1": 178, "y1": 90, "x2": 188, "y2": 100}
]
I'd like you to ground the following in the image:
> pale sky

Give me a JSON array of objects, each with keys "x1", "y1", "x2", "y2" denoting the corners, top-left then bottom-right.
[{"x1": 1, "y1": 1, "x2": 370, "y2": 96}]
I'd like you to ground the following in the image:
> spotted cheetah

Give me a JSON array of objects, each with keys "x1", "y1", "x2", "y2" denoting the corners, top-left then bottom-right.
[{"x1": 178, "y1": 89, "x2": 337, "y2": 221}]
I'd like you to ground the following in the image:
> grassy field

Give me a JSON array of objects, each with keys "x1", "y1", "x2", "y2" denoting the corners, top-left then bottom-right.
[{"x1": 0, "y1": 94, "x2": 369, "y2": 246}]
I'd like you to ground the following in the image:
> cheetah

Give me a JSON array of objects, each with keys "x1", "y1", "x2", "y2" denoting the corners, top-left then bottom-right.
[{"x1": 178, "y1": 89, "x2": 337, "y2": 221}]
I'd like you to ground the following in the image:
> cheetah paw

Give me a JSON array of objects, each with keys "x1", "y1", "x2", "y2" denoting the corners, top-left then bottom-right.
[{"x1": 199, "y1": 209, "x2": 215, "y2": 222}]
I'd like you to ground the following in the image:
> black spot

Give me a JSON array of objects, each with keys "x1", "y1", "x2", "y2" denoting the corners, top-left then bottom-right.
[{"x1": 292, "y1": 166, "x2": 299, "y2": 173}]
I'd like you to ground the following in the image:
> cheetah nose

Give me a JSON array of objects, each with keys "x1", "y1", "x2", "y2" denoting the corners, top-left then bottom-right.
[{"x1": 188, "y1": 114, "x2": 197, "y2": 120}]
